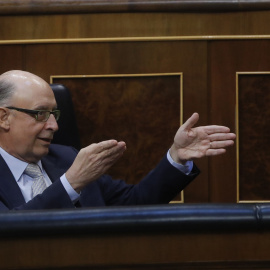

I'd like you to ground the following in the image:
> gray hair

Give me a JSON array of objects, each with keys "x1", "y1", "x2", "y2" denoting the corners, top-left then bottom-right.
[{"x1": 0, "y1": 77, "x2": 15, "y2": 107}]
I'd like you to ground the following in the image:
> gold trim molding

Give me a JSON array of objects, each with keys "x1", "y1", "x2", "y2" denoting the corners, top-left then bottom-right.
[
  {"x1": 2, "y1": 35, "x2": 270, "y2": 45},
  {"x1": 51, "y1": 72, "x2": 184, "y2": 203}
]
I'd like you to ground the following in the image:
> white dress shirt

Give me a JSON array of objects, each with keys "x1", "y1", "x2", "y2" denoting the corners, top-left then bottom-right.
[
  {"x1": 0, "y1": 147, "x2": 79, "y2": 203},
  {"x1": 167, "y1": 150, "x2": 193, "y2": 174}
]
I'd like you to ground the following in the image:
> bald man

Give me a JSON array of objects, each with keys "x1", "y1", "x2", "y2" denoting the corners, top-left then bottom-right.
[{"x1": 0, "y1": 70, "x2": 236, "y2": 210}]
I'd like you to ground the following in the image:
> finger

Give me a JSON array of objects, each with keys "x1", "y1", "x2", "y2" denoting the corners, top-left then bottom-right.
[
  {"x1": 101, "y1": 144, "x2": 126, "y2": 168},
  {"x1": 104, "y1": 148, "x2": 125, "y2": 164},
  {"x1": 203, "y1": 125, "x2": 231, "y2": 134},
  {"x1": 209, "y1": 140, "x2": 235, "y2": 149},
  {"x1": 105, "y1": 142, "x2": 126, "y2": 157},
  {"x1": 206, "y1": 149, "x2": 227, "y2": 156},
  {"x1": 208, "y1": 132, "x2": 236, "y2": 141},
  {"x1": 96, "y1": 141, "x2": 126, "y2": 163},
  {"x1": 181, "y1": 112, "x2": 199, "y2": 131},
  {"x1": 89, "y1": 140, "x2": 118, "y2": 154}
]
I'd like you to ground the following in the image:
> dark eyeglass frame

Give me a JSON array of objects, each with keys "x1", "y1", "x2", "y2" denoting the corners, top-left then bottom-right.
[{"x1": 6, "y1": 106, "x2": 61, "y2": 122}]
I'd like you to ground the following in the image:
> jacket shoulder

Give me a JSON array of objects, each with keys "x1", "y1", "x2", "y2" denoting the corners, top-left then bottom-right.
[{"x1": 46, "y1": 144, "x2": 78, "y2": 164}]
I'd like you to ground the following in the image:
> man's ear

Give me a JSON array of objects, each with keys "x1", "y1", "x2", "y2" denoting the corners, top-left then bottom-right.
[{"x1": 0, "y1": 108, "x2": 10, "y2": 130}]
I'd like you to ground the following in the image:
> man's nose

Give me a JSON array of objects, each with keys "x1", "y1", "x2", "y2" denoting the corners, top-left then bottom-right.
[{"x1": 45, "y1": 114, "x2": 59, "y2": 131}]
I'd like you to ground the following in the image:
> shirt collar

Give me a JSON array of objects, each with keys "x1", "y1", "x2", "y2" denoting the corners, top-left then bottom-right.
[{"x1": 0, "y1": 147, "x2": 42, "y2": 182}]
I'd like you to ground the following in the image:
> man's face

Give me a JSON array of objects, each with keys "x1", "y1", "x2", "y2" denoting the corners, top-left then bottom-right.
[{"x1": 5, "y1": 76, "x2": 59, "y2": 163}]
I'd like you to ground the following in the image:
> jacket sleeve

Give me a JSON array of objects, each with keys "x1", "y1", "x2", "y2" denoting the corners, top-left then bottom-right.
[{"x1": 97, "y1": 155, "x2": 200, "y2": 206}]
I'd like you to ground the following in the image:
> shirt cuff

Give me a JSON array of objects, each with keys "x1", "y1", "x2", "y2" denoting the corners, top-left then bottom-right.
[
  {"x1": 60, "y1": 174, "x2": 80, "y2": 203},
  {"x1": 167, "y1": 150, "x2": 193, "y2": 175}
]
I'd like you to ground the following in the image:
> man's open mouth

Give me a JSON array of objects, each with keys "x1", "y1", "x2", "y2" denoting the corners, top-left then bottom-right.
[{"x1": 39, "y1": 138, "x2": 52, "y2": 143}]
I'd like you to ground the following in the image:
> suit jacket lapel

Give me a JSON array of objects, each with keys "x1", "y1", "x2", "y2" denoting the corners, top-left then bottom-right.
[
  {"x1": 0, "y1": 155, "x2": 25, "y2": 208},
  {"x1": 0, "y1": 149, "x2": 72, "y2": 209}
]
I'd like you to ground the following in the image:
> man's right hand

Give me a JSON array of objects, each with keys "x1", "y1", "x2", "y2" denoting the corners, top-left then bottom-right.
[{"x1": 65, "y1": 140, "x2": 126, "y2": 193}]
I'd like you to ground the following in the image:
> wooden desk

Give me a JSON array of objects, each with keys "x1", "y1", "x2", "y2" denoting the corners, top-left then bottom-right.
[{"x1": 1, "y1": 204, "x2": 270, "y2": 269}]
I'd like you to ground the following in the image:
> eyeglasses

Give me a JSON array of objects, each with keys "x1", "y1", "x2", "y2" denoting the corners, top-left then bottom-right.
[{"x1": 6, "y1": 106, "x2": 61, "y2": 122}]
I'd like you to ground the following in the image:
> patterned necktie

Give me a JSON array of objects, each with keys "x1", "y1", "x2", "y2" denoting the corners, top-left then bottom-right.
[{"x1": 24, "y1": 163, "x2": 47, "y2": 197}]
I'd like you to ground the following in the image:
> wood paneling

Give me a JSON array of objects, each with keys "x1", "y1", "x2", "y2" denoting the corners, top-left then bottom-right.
[
  {"x1": 0, "y1": 203, "x2": 269, "y2": 270},
  {"x1": 1, "y1": 12, "x2": 270, "y2": 40},
  {"x1": 52, "y1": 75, "x2": 181, "y2": 187},
  {"x1": 238, "y1": 74, "x2": 270, "y2": 202},
  {"x1": 209, "y1": 40, "x2": 270, "y2": 202},
  {"x1": 2, "y1": 230, "x2": 270, "y2": 269},
  {"x1": 1, "y1": 2, "x2": 270, "y2": 203},
  {"x1": 0, "y1": 40, "x2": 210, "y2": 202},
  {"x1": 2, "y1": 1, "x2": 270, "y2": 269},
  {"x1": 0, "y1": 45, "x2": 23, "y2": 72}
]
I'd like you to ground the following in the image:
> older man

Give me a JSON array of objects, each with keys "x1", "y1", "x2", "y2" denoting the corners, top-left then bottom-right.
[{"x1": 0, "y1": 70, "x2": 235, "y2": 210}]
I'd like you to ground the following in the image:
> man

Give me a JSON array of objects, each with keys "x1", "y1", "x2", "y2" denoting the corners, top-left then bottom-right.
[{"x1": 0, "y1": 70, "x2": 236, "y2": 211}]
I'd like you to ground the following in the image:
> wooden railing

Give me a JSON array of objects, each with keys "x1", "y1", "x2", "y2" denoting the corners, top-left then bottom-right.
[{"x1": 1, "y1": 203, "x2": 270, "y2": 269}]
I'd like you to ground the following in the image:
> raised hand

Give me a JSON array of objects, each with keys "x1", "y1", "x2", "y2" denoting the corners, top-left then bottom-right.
[
  {"x1": 66, "y1": 140, "x2": 126, "y2": 192},
  {"x1": 170, "y1": 113, "x2": 236, "y2": 164}
]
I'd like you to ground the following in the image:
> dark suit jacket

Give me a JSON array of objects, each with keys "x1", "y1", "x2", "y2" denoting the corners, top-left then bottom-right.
[{"x1": 0, "y1": 144, "x2": 200, "y2": 211}]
